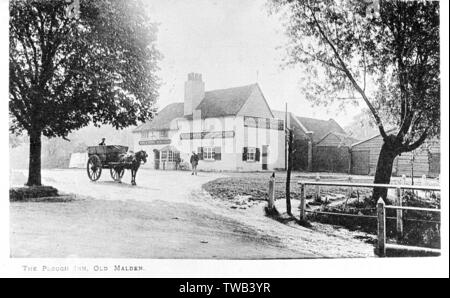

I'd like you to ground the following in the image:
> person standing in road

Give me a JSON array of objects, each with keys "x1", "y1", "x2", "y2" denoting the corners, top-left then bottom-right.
[{"x1": 190, "y1": 151, "x2": 199, "y2": 176}]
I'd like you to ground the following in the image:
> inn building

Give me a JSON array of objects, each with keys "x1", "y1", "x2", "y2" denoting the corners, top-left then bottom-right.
[{"x1": 133, "y1": 73, "x2": 286, "y2": 171}]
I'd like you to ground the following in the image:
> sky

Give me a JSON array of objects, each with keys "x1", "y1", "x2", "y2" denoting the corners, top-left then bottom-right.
[{"x1": 146, "y1": 0, "x2": 364, "y2": 127}]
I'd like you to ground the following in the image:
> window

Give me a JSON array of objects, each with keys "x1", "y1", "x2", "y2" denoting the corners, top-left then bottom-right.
[
  {"x1": 141, "y1": 131, "x2": 149, "y2": 139},
  {"x1": 247, "y1": 147, "x2": 256, "y2": 161},
  {"x1": 243, "y1": 147, "x2": 260, "y2": 162},
  {"x1": 160, "y1": 151, "x2": 167, "y2": 160},
  {"x1": 203, "y1": 147, "x2": 215, "y2": 160},
  {"x1": 160, "y1": 150, "x2": 179, "y2": 162},
  {"x1": 159, "y1": 130, "x2": 168, "y2": 138}
]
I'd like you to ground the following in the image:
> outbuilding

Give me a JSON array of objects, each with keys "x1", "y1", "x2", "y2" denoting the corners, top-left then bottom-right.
[{"x1": 350, "y1": 133, "x2": 440, "y2": 177}]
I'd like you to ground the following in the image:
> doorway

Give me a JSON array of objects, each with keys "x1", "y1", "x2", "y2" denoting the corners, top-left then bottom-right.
[
  {"x1": 153, "y1": 149, "x2": 160, "y2": 170},
  {"x1": 262, "y1": 145, "x2": 269, "y2": 170}
]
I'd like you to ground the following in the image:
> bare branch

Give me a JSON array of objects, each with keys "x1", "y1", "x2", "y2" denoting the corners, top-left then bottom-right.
[
  {"x1": 306, "y1": 4, "x2": 388, "y2": 140},
  {"x1": 401, "y1": 129, "x2": 428, "y2": 152},
  {"x1": 298, "y1": 48, "x2": 345, "y2": 71}
]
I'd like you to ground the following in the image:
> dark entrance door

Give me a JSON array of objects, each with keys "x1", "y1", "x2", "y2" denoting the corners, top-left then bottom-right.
[
  {"x1": 262, "y1": 145, "x2": 269, "y2": 170},
  {"x1": 153, "y1": 150, "x2": 160, "y2": 170}
]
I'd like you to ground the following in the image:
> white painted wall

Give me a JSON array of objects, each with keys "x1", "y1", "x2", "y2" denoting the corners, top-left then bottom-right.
[{"x1": 133, "y1": 115, "x2": 285, "y2": 172}]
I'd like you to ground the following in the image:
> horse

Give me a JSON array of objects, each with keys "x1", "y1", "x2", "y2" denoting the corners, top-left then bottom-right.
[{"x1": 117, "y1": 150, "x2": 148, "y2": 185}]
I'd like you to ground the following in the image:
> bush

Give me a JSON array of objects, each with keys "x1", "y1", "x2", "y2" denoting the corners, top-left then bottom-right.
[
  {"x1": 308, "y1": 195, "x2": 441, "y2": 249},
  {"x1": 10, "y1": 186, "x2": 59, "y2": 202}
]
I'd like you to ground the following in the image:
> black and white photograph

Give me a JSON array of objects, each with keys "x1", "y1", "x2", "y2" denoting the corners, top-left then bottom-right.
[{"x1": 1, "y1": 0, "x2": 448, "y2": 279}]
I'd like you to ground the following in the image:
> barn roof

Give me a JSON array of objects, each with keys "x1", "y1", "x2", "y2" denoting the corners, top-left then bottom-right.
[
  {"x1": 351, "y1": 128, "x2": 397, "y2": 147},
  {"x1": 133, "y1": 103, "x2": 184, "y2": 132},
  {"x1": 316, "y1": 131, "x2": 360, "y2": 147},
  {"x1": 296, "y1": 116, "x2": 346, "y2": 143}
]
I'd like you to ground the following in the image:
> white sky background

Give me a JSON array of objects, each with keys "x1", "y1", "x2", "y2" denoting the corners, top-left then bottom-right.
[{"x1": 146, "y1": 0, "x2": 364, "y2": 126}]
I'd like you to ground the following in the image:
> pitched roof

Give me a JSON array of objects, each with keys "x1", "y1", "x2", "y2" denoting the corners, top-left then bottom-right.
[
  {"x1": 296, "y1": 116, "x2": 346, "y2": 143},
  {"x1": 133, "y1": 103, "x2": 184, "y2": 132},
  {"x1": 191, "y1": 84, "x2": 257, "y2": 119},
  {"x1": 351, "y1": 128, "x2": 397, "y2": 147},
  {"x1": 316, "y1": 131, "x2": 360, "y2": 146}
]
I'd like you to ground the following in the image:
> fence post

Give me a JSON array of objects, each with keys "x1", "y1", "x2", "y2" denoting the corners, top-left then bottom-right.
[
  {"x1": 300, "y1": 183, "x2": 306, "y2": 221},
  {"x1": 343, "y1": 176, "x2": 353, "y2": 210},
  {"x1": 268, "y1": 173, "x2": 275, "y2": 210},
  {"x1": 348, "y1": 176, "x2": 353, "y2": 196},
  {"x1": 315, "y1": 175, "x2": 320, "y2": 200},
  {"x1": 421, "y1": 174, "x2": 428, "y2": 199},
  {"x1": 377, "y1": 198, "x2": 386, "y2": 257},
  {"x1": 396, "y1": 188, "x2": 403, "y2": 240},
  {"x1": 421, "y1": 174, "x2": 427, "y2": 185}
]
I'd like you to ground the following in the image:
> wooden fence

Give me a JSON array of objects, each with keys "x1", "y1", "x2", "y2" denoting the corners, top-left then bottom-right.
[{"x1": 297, "y1": 180, "x2": 441, "y2": 257}]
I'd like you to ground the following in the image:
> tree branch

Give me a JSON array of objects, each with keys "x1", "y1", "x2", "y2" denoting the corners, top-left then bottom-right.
[
  {"x1": 306, "y1": 4, "x2": 388, "y2": 140},
  {"x1": 401, "y1": 129, "x2": 428, "y2": 152},
  {"x1": 298, "y1": 47, "x2": 345, "y2": 71}
]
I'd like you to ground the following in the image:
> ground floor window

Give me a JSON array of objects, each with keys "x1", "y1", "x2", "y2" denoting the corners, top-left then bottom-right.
[
  {"x1": 204, "y1": 147, "x2": 215, "y2": 160},
  {"x1": 247, "y1": 147, "x2": 256, "y2": 161},
  {"x1": 197, "y1": 147, "x2": 221, "y2": 161},
  {"x1": 243, "y1": 147, "x2": 260, "y2": 162},
  {"x1": 161, "y1": 151, "x2": 167, "y2": 160},
  {"x1": 160, "y1": 150, "x2": 179, "y2": 162}
]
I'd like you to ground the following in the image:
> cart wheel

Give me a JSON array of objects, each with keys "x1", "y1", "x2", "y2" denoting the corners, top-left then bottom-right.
[
  {"x1": 110, "y1": 167, "x2": 125, "y2": 182},
  {"x1": 87, "y1": 155, "x2": 102, "y2": 181}
]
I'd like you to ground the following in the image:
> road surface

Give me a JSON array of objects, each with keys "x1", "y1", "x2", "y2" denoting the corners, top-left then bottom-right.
[{"x1": 10, "y1": 169, "x2": 375, "y2": 258}]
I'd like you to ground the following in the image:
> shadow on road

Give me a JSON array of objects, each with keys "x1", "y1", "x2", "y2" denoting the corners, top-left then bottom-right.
[{"x1": 92, "y1": 180, "x2": 161, "y2": 191}]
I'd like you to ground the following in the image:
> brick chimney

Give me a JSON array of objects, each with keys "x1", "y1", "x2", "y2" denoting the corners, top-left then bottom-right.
[{"x1": 184, "y1": 73, "x2": 205, "y2": 116}]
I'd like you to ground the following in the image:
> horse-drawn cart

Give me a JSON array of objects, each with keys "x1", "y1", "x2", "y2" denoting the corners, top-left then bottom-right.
[{"x1": 86, "y1": 145, "x2": 129, "y2": 182}]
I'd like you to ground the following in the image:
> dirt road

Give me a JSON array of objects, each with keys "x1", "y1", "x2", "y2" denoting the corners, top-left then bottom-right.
[{"x1": 10, "y1": 169, "x2": 375, "y2": 258}]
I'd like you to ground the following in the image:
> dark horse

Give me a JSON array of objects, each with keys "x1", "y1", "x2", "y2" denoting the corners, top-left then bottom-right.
[{"x1": 118, "y1": 150, "x2": 148, "y2": 185}]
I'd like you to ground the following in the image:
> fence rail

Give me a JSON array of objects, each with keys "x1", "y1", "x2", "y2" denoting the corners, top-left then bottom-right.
[
  {"x1": 385, "y1": 205, "x2": 441, "y2": 213},
  {"x1": 297, "y1": 181, "x2": 440, "y2": 191},
  {"x1": 296, "y1": 180, "x2": 441, "y2": 257}
]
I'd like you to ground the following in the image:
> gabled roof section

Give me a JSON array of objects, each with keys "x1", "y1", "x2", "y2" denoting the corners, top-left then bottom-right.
[
  {"x1": 192, "y1": 84, "x2": 257, "y2": 119},
  {"x1": 296, "y1": 116, "x2": 346, "y2": 143},
  {"x1": 316, "y1": 131, "x2": 360, "y2": 146},
  {"x1": 133, "y1": 103, "x2": 184, "y2": 132},
  {"x1": 351, "y1": 128, "x2": 397, "y2": 147},
  {"x1": 237, "y1": 84, "x2": 274, "y2": 118}
]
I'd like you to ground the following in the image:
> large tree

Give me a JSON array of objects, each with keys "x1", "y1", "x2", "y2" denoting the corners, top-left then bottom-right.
[
  {"x1": 10, "y1": 0, "x2": 160, "y2": 186},
  {"x1": 270, "y1": 0, "x2": 440, "y2": 201}
]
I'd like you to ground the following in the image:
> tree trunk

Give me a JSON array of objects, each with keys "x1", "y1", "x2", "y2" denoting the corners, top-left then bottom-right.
[
  {"x1": 372, "y1": 142, "x2": 398, "y2": 202},
  {"x1": 286, "y1": 130, "x2": 293, "y2": 215},
  {"x1": 26, "y1": 129, "x2": 42, "y2": 186}
]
